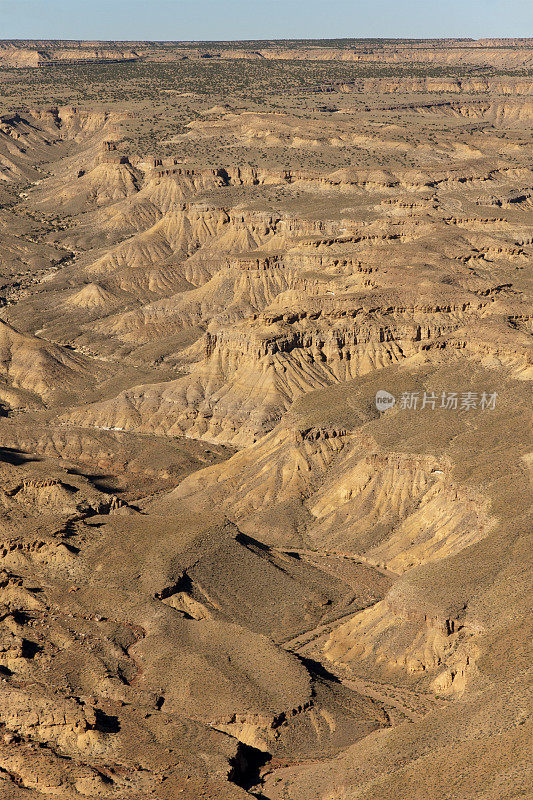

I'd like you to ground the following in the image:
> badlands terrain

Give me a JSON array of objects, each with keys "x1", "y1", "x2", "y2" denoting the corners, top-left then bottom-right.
[{"x1": 0, "y1": 37, "x2": 530, "y2": 799}]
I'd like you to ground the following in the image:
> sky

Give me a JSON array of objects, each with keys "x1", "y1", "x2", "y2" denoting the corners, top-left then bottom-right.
[{"x1": 0, "y1": 0, "x2": 532, "y2": 42}]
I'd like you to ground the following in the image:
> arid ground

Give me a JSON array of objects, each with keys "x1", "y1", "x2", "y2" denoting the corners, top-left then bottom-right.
[{"x1": 0, "y1": 38, "x2": 530, "y2": 799}]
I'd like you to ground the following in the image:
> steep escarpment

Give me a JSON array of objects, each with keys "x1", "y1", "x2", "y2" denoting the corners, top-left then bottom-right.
[
  {"x1": 59, "y1": 278, "x2": 524, "y2": 446},
  {"x1": 0, "y1": 43, "x2": 139, "y2": 68}
]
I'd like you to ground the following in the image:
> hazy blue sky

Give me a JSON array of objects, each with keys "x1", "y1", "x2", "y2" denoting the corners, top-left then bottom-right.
[{"x1": 1, "y1": 0, "x2": 532, "y2": 41}]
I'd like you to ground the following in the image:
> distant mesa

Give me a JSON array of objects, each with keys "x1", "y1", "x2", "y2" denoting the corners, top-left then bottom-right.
[{"x1": 0, "y1": 43, "x2": 140, "y2": 68}]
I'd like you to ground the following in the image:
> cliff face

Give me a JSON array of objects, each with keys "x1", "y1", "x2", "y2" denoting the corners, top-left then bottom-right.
[
  {"x1": 134, "y1": 38, "x2": 533, "y2": 68},
  {"x1": 0, "y1": 45, "x2": 139, "y2": 68}
]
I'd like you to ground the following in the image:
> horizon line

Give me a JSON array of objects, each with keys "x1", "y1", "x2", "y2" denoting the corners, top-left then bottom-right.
[{"x1": 2, "y1": 36, "x2": 533, "y2": 44}]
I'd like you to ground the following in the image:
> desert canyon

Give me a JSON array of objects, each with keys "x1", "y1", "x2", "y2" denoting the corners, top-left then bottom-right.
[{"x1": 0, "y1": 37, "x2": 530, "y2": 799}]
